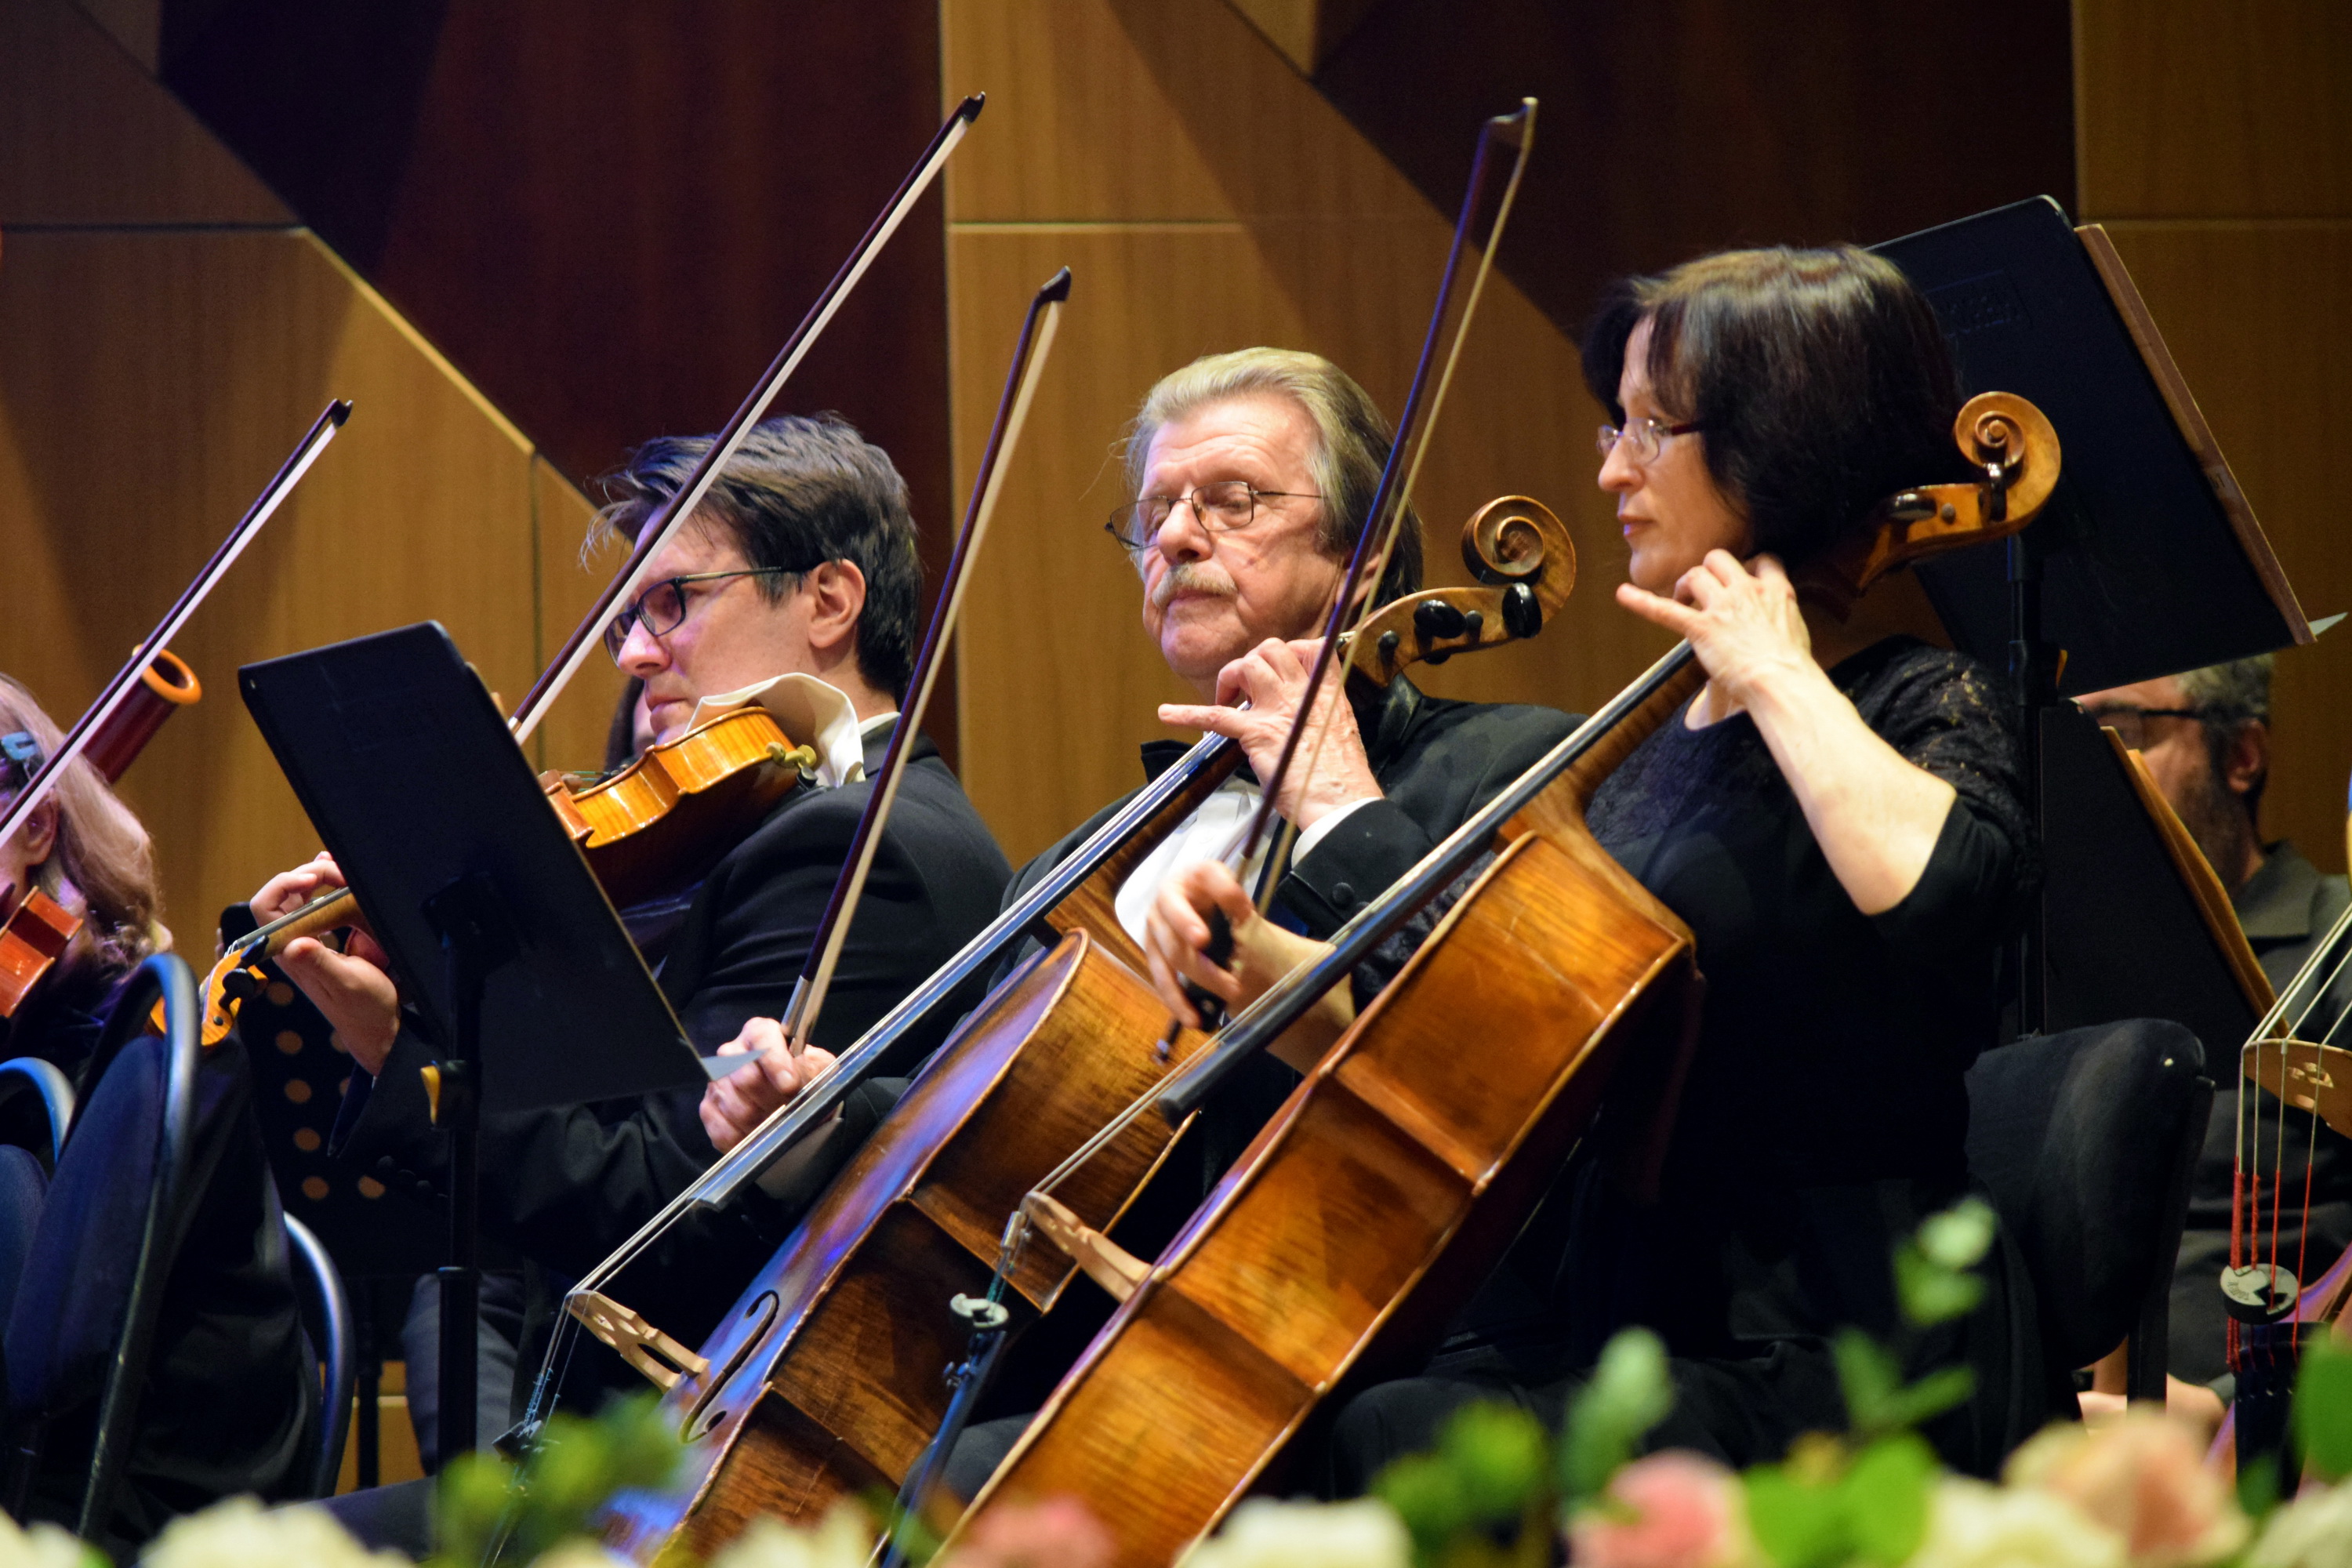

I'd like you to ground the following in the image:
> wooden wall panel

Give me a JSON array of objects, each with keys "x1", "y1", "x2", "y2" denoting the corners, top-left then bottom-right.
[
  {"x1": 2078, "y1": 0, "x2": 2352, "y2": 219},
  {"x1": 2078, "y1": 0, "x2": 2352, "y2": 873},
  {"x1": 0, "y1": 0, "x2": 286, "y2": 225},
  {"x1": 2100, "y1": 222, "x2": 2352, "y2": 869},
  {"x1": 0, "y1": 228, "x2": 599, "y2": 941},
  {"x1": 944, "y1": 0, "x2": 1668, "y2": 865},
  {"x1": 156, "y1": 1, "x2": 960, "y2": 770}
]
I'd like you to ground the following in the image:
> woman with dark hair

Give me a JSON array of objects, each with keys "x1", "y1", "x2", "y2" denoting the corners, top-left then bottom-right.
[
  {"x1": 0, "y1": 673, "x2": 169, "y2": 1076},
  {"x1": 1142, "y1": 245, "x2": 2052, "y2": 1479}
]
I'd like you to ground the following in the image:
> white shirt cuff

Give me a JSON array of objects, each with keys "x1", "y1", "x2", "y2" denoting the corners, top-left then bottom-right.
[{"x1": 1291, "y1": 796, "x2": 1379, "y2": 863}]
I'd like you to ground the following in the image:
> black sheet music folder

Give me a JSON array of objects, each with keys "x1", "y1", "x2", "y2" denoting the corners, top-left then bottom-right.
[
  {"x1": 1875, "y1": 195, "x2": 2311, "y2": 693},
  {"x1": 238, "y1": 622, "x2": 707, "y2": 1115}
]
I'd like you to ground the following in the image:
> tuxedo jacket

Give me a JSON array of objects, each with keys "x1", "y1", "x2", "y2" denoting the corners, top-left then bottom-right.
[{"x1": 326, "y1": 725, "x2": 1010, "y2": 1335}]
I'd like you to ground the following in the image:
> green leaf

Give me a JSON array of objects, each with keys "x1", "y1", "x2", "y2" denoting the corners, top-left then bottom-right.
[
  {"x1": 1893, "y1": 1243, "x2": 1987, "y2": 1329},
  {"x1": 1882, "y1": 1366, "x2": 1976, "y2": 1432},
  {"x1": 1743, "y1": 1464, "x2": 1849, "y2": 1568},
  {"x1": 1838, "y1": 1435, "x2": 1936, "y2": 1565},
  {"x1": 1915, "y1": 1199, "x2": 1995, "y2": 1272},
  {"x1": 1374, "y1": 1451, "x2": 1476, "y2": 1559},
  {"x1": 2294, "y1": 1334, "x2": 2352, "y2": 1483},
  {"x1": 1558, "y1": 1328, "x2": 1673, "y2": 1502},
  {"x1": 1440, "y1": 1402, "x2": 1549, "y2": 1523},
  {"x1": 1833, "y1": 1329, "x2": 1902, "y2": 1434}
]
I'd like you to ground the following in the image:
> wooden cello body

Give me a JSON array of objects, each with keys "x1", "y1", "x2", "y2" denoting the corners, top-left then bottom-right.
[
  {"x1": 945, "y1": 390, "x2": 2062, "y2": 1563},
  {"x1": 949, "y1": 663, "x2": 1703, "y2": 1564},
  {"x1": 593, "y1": 498, "x2": 1580, "y2": 1561}
]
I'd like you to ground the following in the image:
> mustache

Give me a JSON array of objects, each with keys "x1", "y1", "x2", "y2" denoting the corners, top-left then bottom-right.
[{"x1": 1150, "y1": 561, "x2": 1238, "y2": 612}]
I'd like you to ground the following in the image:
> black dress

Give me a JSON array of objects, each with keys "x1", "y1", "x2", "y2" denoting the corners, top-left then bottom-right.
[{"x1": 1319, "y1": 637, "x2": 2056, "y2": 1488}]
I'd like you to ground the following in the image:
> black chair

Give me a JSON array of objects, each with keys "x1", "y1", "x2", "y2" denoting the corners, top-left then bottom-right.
[
  {"x1": 1965, "y1": 1018, "x2": 2213, "y2": 1403},
  {"x1": 0, "y1": 1059, "x2": 71, "y2": 1381},
  {"x1": 2, "y1": 955, "x2": 204, "y2": 1537},
  {"x1": 0, "y1": 1059, "x2": 75, "y2": 1168},
  {"x1": 284, "y1": 1214, "x2": 357, "y2": 1499}
]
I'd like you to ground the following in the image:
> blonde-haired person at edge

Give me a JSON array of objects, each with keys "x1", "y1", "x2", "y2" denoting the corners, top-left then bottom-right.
[
  {"x1": 0, "y1": 673, "x2": 169, "y2": 1077},
  {"x1": 0, "y1": 674, "x2": 315, "y2": 1556}
]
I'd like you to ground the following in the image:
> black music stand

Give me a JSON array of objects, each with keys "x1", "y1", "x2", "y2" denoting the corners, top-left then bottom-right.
[
  {"x1": 1873, "y1": 196, "x2": 2318, "y2": 1035},
  {"x1": 240, "y1": 622, "x2": 710, "y2": 1469}
]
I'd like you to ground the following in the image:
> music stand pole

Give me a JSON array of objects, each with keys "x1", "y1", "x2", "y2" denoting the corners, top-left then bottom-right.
[
  {"x1": 424, "y1": 873, "x2": 517, "y2": 1467},
  {"x1": 2009, "y1": 530, "x2": 2049, "y2": 1036}
]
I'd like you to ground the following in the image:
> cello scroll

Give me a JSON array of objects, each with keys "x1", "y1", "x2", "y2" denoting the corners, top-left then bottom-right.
[{"x1": 1340, "y1": 495, "x2": 1576, "y2": 685}]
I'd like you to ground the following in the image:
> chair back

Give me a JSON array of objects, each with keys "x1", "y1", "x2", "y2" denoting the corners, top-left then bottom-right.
[
  {"x1": 0, "y1": 1058, "x2": 74, "y2": 1168},
  {"x1": 2, "y1": 956, "x2": 202, "y2": 1538},
  {"x1": 1965, "y1": 1018, "x2": 2213, "y2": 1400},
  {"x1": 282, "y1": 1215, "x2": 355, "y2": 1498}
]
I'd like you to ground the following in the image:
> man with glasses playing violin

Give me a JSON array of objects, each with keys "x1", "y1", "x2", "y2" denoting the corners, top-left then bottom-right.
[
  {"x1": 249, "y1": 415, "x2": 1011, "y2": 1492},
  {"x1": 2075, "y1": 657, "x2": 2352, "y2": 1407}
]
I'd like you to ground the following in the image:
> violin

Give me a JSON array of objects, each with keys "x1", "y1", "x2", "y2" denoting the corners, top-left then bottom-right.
[
  {"x1": 946, "y1": 392, "x2": 2063, "y2": 1564},
  {"x1": 541, "y1": 706, "x2": 819, "y2": 909},
  {"x1": 0, "y1": 394, "x2": 348, "y2": 1022},
  {"x1": 0, "y1": 648, "x2": 205, "y2": 1018}
]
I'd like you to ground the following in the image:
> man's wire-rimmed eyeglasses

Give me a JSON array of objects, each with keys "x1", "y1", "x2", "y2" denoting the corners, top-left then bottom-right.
[
  {"x1": 1595, "y1": 418, "x2": 1704, "y2": 465},
  {"x1": 1105, "y1": 479, "x2": 1323, "y2": 555},
  {"x1": 602, "y1": 567, "x2": 804, "y2": 659}
]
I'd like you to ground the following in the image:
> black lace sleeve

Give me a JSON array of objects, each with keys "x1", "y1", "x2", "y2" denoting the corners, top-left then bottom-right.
[{"x1": 1853, "y1": 645, "x2": 2036, "y2": 953}]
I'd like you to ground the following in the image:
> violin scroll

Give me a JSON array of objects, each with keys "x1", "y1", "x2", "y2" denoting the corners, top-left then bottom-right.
[{"x1": 1342, "y1": 495, "x2": 1577, "y2": 686}]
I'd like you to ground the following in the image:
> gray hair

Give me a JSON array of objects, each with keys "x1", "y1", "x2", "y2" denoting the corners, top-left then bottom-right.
[
  {"x1": 2177, "y1": 654, "x2": 2275, "y2": 818},
  {"x1": 1124, "y1": 348, "x2": 1423, "y2": 604}
]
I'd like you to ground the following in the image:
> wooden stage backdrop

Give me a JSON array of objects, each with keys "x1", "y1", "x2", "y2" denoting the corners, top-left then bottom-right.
[{"x1": 2, "y1": 0, "x2": 2345, "y2": 953}]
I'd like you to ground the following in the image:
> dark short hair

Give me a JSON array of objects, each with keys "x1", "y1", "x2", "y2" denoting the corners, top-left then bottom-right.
[
  {"x1": 1581, "y1": 245, "x2": 1965, "y2": 566},
  {"x1": 1127, "y1": 348, "x2": 1424, "y2": 605},
  {"x1": 591, "y1": 413, "x2": 924, "y2": 699},
  {"x1": 2179, "y1": 655, "x2": 2275, "y2": 821}
]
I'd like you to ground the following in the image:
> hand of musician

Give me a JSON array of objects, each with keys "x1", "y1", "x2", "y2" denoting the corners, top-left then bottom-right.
[
  {"x1": 1142, "y1": 860, "x2": 1352, "y2": 1071},
  {"x1": 1158, "y1": 638, "x2": 1381, "y2": 834},
  {"x1": 1617, "y1": 550, "x2": 1958, "y2": 916},
  {"x1": 700, "y1": 1016, "x2": 840, "y2": 1155},
  {"x1": 1616, "y1": 550, "x2": 1817, "y2": 722},
  {"x1": 249, "y1": 853, "x2": 402, "y2": 1075}
]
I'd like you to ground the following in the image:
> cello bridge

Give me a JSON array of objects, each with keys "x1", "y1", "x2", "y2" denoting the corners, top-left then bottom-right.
[{"x1": 568, "y1": 1290, "x2": 710, "y2": 1392}]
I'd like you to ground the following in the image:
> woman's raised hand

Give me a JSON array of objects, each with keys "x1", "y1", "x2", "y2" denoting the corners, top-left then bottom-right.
[{"x1": 1616, "y1": 550, "x2": 1816, "y2": 721}]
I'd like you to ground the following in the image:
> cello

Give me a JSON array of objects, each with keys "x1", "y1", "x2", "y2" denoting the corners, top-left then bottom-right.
[
  {"x1": 945, "y1": 393, "x2": 2063, "y2": 1565},
  {"x1": 587, "y1": 103, "x2": 1594, "y2": 1559}
]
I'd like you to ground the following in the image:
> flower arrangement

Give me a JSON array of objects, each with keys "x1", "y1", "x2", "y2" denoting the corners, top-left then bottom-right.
[{"x1": 35, "y1": 1201, "x2": 2346, "y2": 1568}]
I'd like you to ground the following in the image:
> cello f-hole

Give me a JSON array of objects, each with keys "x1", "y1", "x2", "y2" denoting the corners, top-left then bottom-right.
[{"x1": 686, "y1": 1291, "x2": 782, "y2": 1439}]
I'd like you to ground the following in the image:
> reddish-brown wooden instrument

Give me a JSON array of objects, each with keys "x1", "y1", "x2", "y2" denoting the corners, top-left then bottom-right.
[
  {"x1": 1, "y1": 648, "x2": 204, "y2": 1018},
  {"x1": 943, "y1": 392, "x2": 2061, "y2": 1564},
  {"x1": 540, "y1": 706, "x2": 817, "y2": 909}
]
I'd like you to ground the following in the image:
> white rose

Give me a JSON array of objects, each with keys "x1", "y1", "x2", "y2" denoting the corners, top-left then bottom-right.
[
  {"x1": 2246, "y1": 1481, "x2": 2352, "y2": 1568},
  {"x1": 1904, "y1": 1477, "x2": 2128, "y2": 1568},
  {"x1": 706, "y1": 1503, "x2": 877, "y2": 1568},
  {"x1": 1181, "y1": 1498, "x2": 1410, "y2": 1568},
  {"x1": 0, "y1": 1512, "x2": 98, "y2": 1568},
  {"x1": 138, "y1": 1497, "x2": 408, "y2": 1568}
]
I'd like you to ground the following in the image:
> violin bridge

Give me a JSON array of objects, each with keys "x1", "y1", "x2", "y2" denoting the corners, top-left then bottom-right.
[
  {"x1": 1021, "y1": 1192, "x2": 1148, "y2": 1304},
  {"x1": 568, "y1": 1290, "x2": 711, "y2": 1392}
]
